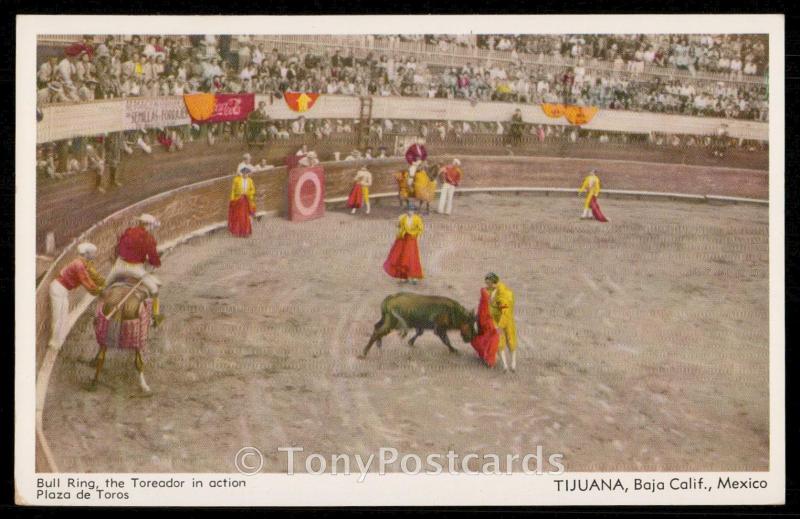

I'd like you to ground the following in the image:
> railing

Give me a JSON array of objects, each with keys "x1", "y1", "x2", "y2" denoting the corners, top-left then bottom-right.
[
  {"x1": 38, "y1": 34, "x2": 190, "y2": 45},
  {"x1": 36, "y1": 94, "x2": 770, "y2": 144}
]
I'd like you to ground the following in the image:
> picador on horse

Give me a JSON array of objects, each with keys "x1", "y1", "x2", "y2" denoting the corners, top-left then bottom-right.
[
  {"x1": 90, "y1": 213, "x2": 164, "y2": 393},
  {"x1": 396, "y1": 135, "x2": 437, "y2": 213}
]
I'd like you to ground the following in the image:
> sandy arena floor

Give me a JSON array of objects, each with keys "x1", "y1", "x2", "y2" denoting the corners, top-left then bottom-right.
[{"x1": 44, "y1": 193, "x2": 770, "y2": 473}]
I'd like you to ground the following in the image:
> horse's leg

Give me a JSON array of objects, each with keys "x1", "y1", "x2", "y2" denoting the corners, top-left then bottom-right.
[
  {"x1": 434, "y1": 328, "x2": 458, "y2": 353},
  {"x1": 408, "y1": 328, "x2": 424, "y2": 347},
  {"x1": 89, "y1": 346, "x2": 107, "y2": 390},
  {"x1": 135, "y1": 350, "x2": 151, "y2": 393}
]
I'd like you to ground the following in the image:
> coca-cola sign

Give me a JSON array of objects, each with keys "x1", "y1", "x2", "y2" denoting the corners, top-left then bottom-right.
[
  {"x1": 213, "y1": 97, "x2": 242, "y2": 118},
  {"x1": 194, "y1": 93, "x2": 255, "y2": 123}
]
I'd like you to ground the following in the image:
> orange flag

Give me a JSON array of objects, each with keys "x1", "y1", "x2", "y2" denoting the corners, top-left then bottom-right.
[
  {"x1": 541, "y1": 103, "x2": 566, "y2": 118},
  {"x1": 284, "y1": 92, "x2": 320, "y2": 112},
  {"x1": 183, "y1": 93, "x2": 217, "y2": 122},
  {"x1": 564, "y1": 105, "x2": 599, "y2": 125}
]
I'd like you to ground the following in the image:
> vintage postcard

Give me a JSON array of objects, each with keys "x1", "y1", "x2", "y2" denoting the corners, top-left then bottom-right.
[{"x1": 15, "y1": 14, "x2": 784, "y2": 506}]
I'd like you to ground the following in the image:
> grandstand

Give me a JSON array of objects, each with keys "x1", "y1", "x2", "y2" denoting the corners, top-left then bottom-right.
[
  {"x1": 35, "y1": 34, "x2": 768, "y2": 254},
  {"x1": 32, "y1": 33, "x2": 770, "y2": 475}
]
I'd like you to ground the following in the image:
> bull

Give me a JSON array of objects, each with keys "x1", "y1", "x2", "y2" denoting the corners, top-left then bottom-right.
[{"x1": 358, "y1": 292, "x2": 477, "y2": 358}]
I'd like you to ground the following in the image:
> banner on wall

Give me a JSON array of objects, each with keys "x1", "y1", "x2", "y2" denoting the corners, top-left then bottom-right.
[
  {"x1": 284, "y1": 92, "x2": 321, "y2": 112},
  {"x1": 183, "y1": 93, "x2": 256, "y2": 123},
  {"x1": 36, "y1": 95, "x2": 769, "y2": 143},
  {"x1": 123, "y1": 97, "x2": 191, "y2": 130},
  {"x1": 541, "y1": 103, "x2": 599, "y2": 125}
]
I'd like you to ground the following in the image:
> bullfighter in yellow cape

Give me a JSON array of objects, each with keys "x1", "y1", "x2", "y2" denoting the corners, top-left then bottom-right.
[
  {"x1": 485, "y1": 272, "x2": 517, "y2": 372},
  {"x1": 383, "y1": 207, "x2": 425, "y2": 284},
  {"x1": 228, "y1": 166, "x2": 256, "y2": 237}
]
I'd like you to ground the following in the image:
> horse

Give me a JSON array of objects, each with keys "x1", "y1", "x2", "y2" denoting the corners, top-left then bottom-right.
[
  {"x1": 90, "y1": 279, "x2": 154, "y2": 394},
  {"x1": 359, "y1": 292, "x2": 477, "y2": 358},
  {"x1": 395, "y1": 168, "x2": 438, "y2": 214}
]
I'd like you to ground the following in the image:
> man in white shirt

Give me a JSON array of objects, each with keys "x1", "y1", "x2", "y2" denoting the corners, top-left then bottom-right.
[
  {"x1": 57, "y1": 54, "x2": 77, "y2": 86},
  {"x1": 237, "y1": 38, "x2": 252, "y2": 71},
  {"x1": 290, "y1": 117, "x2": 306, "y2": 135},
  {"x1": 172, "y1": 79, "x2": 185, "y2": 96},
  {"x1": 238, "y1": 153, "x2": 254, "y2": 175},
  {"x1": 78, "y1": 80, "x2": 95, "y2": 101},
  {"x1": 296, "y1": 144, "x2": 319, "y2": 166},
  {"x1": 345, "y1": 149, "x2": 362, "y2": 161},
  {"x1": 38, "y1": 56, "x2": 58, "y2": 87},
  {"x1": 239, "y1": 63, "x2": 256, "y2": 81},
  {"x1": 350, "y1": 165, "x2": 373, "y2": 214},
  {"x1": 110, "y1": 48, "x2": 123, "y2": 80},
  {"x1": 537, "y1": 79, "x2": 550, "y2": 95},
  {"x1": 730, "y1": 58, "x2": 743, "y2": 78},
  {"x1": 252, "y1": 44, "x2": 265, "y2": 67}
]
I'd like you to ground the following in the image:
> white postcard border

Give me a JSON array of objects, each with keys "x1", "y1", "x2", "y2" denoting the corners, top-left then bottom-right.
[{"x1": 15, "y1": 13, "x2": 785, "y2": 506}]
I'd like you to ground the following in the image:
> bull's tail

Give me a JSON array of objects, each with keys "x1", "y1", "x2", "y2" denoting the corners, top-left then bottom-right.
[
  {"x1": 375, "y1": 295, "x2": 392, "y2": 328},
  {"x1": 361, "y1": 295, "x2": 401, "y2": 359},
  {"x1": 377, "y1": 294, "x2": 401, "y2": 324},
  {"x1": 377, "y1": 294, "x2": 409, "y2": 337}
]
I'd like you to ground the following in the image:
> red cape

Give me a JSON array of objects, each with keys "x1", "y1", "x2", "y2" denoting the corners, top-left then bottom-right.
[
  {"x1": 589, "y1": 196, "x2": 608, "y2": 222},
  {"x1": 383, "y1": 236, "x2": 424, "y2": 279},
  {"x1": 346, "y1": 183, "x2": 363, "y2": 209},
  {"x1": 228, "y1": 195, "x2": 253, "y2": 237},
  {"x1": 471, "y1": 288, "x2": 499, "y2": 367},
  {"x1": 157, "y1": 132, "x2": 173, "y2": 150}
]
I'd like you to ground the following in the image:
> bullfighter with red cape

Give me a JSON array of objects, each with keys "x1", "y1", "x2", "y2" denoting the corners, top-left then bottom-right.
[
  {"x1": 471, "y1": 287, "x2": 499, "y2": 367},
  {"x1": 579, "y1": 169, "x2": 608, "y2": 222},
  {"x1": 383, "y1": 206, "x2": 424, "y2": 284},
  {"x1": 347, "y1": 165, "x2": 373, "y2": 214},
  {"x1": 228, "y1": 166, "x2": 256, "y2": 237}
]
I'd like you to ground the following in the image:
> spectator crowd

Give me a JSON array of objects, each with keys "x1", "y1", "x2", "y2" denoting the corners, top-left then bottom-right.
[
  {"x1": 37, "y1": 33, "x2": 768, "y2": 122},
  {"x1": 470, "y1": 34, "x2": 768, "y2": 78}
]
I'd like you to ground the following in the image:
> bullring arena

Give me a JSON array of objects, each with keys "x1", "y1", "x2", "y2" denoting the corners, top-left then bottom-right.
[
  {"x1": 36, "y1": 154, "x2": 769, "y2": 473},
  {"x1": 32, "y1": 33, "x2": 771, "y2": 475}
]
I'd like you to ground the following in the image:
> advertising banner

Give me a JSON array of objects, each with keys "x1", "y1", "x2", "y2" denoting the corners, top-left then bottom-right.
[
  {"x1": 123, "y1": 96, "x2": 191, "y2": 130},
  {"x1": 184, "y1": 93, "x2": 255, "y2": 123}
]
